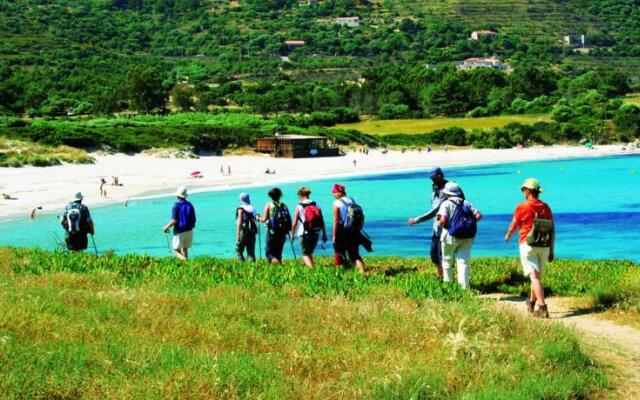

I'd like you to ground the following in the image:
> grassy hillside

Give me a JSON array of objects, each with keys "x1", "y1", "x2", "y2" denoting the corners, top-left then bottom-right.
[
  {"x1": 336, "y1": 114, "x2": 551, "y2": 134},
  {"x1": 1, "y1": 248, "x2": 638, "y2": 398}
]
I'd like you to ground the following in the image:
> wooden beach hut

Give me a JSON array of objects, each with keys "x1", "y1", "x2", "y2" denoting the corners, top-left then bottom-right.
[{"x1": 256, "y1": 135, "x2": 341, "y2": 158}]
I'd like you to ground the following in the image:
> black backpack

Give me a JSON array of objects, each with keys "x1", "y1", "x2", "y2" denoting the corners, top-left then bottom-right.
[
  {"x1": 63, "y1": 202, "x2": 87, "y2": 234},
  {"x1": 238, "y1": 207, "x2": 258, "y2": 235}
]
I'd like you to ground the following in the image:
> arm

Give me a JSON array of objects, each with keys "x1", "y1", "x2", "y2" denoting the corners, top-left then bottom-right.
[
  {"x1": 163, "y1": 219, "x2": 176, "y2": 233},
  {"x1": 319, "y1": 209, "x2": 328, "y2": 242},
  {"x1": 258, "y1": 204, "x2": 270, "y2": 223},
  {"x1": 290, "y1": 208, "x2": 300, "y2": 240},
  {"x1": 236, "y1": 209, "x2": 243, "y2": 240},
  {"x1": 504, "y1": 217, "x2": 518, "y2": 241},
  {"x1": 475, "y1": 211, "x2": 483, "y2": 221},
  {"x1": 437, "y1": 215, "x2": 447, "y2": 228},
  {"x1": 549, "y1": 215, "x2": 555, "y2": 262},
  {"x1": 408, "y1": 197, "x2": 442, "y2": 226},
  {"x1": 332, "y1": 206, "x2": 340, "y2": 243}
]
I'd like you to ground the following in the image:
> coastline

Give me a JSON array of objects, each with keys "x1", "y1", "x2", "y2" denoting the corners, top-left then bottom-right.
[{"x1": 0, "y1": 145, "x2": 634, "y2": 222}]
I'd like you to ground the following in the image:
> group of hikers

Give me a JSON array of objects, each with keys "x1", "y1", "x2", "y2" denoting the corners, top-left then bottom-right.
[{"x1": 59, "y1": 166, "x2": 554, "y2": 318}]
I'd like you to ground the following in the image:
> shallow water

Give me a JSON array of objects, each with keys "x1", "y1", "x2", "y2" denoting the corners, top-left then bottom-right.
[{"x1": 1, "y1": 155, "x2": 639, "y2": 261}]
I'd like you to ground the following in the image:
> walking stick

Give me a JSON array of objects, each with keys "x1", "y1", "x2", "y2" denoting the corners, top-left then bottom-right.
[
  {"x1": 164, "y1": 231, "x2": 172, "y2": 257},
  {"x1": 90, "y1": 234, "x2": 98, "y2": 256},
  {"x1": 257, "y1": 224, "x2": 263, "y2": 261},
  {"x1": 290, "y1": 238, "x2": 297, "y2": 261}
]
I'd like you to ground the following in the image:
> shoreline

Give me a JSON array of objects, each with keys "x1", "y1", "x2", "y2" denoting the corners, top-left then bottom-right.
[{"x1": 0, "y1": 145, "x2": 635, "y2": 223}]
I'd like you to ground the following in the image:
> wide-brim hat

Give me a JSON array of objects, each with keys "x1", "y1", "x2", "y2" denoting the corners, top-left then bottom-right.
[
  {"x1": 442, "y1": 182, "x2": 462, "y2": 196},
  {"x1": 520, "y1": 178, "x2": 543, "y2": 192},
  {"x1": 176, "y1": 186, "x2": 188, "y2": 198}
]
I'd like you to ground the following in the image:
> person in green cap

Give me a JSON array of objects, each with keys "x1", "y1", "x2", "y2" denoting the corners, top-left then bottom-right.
[{"x1": 504, "y1": 178, "x2": 555, "y2": 318}]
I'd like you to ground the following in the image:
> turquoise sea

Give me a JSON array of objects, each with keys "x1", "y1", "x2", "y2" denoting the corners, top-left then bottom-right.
[{"x1": 1, "y1": 155, "x2": 639, "y2": 261}]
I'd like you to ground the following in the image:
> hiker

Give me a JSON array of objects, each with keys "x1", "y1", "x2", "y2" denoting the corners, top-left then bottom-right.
[
  {"x1": 162, "y1": 186, "x2": 196, "y2": 260},
  {"x1": 437, "y1": 182, "x2": 482, "y2": 289},
  {"x1": 331, "y1": 184, "x2": 366, "y2": 273},
  {"x1": 407, "y1": 167, "x2": 450, "y2": 279},
  {"x1": 505, "y1": 178, "x2": 555, "y2": 318},
  {"x1": 257, "y1": 188, "x2": 291, "y2": 264},
  {"x1": 291, "y1": 186, "x2": 327, "y2": 267},
  {"x1": 236, "y1": 192, "x2": 257, "y2": 262},
  {"x1": 59, "y1": 192, "x2": 94, "y2": 252}
]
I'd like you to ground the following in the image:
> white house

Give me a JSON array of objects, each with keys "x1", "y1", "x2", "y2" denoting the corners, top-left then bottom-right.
[
  {"x1": 336, "y1": 17, "x2": 360, "y2": 27},
  {"x1": 457, "y1": 57, "x2": 508, "y2": 70},
  {"x1": 470, "y1": 30, "x2": 497, "y2": 41}
]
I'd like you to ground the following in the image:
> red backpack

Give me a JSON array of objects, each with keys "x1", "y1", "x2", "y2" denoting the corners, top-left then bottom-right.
[{"x1": 301, "y1": 202, "x2": 322, "y2": 233}]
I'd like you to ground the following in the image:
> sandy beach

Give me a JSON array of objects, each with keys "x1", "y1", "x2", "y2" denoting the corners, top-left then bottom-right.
[{"x1": 0, "y1": 145, "x2": 632, "y2": 221}]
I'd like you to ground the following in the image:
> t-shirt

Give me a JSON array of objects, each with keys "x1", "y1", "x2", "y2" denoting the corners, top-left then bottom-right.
[
  {"x1": 512, "y1": 198, "x2": 553, "y2": 244},
  {"x1": 171, "y1": 200, "x2": 196, "y2": 234},
  {"x1": 295, "y1": 199, "x2": 322, "y2": 237},
  {"x1": 333, "y1": 196, "x2": 355, "y2": 226},
  {"x1": 437, "y1": 197, "x2": 478, "y2": 242}
]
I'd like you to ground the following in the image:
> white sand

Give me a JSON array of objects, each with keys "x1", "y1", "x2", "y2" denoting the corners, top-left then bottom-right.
[{"x1": 0, "y1": 145, "x2": 632, "y2": 221}]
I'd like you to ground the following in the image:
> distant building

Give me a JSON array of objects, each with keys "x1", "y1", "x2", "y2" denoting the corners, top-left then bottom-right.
[
  {"x1": 564, "y1": 35, "x2": 588, "y2": 48},
  {"x1": 457, "y1": 57, "x2": 508, "y2": 70},
  {"x1": 424, "y1": 63, "x2": 437, "y2": 69},
  {"x1": 298, "y1": 0, "x2": 317, "y2": 7},
  {"x1": 284, "y1": 40, "x2": 306, "y2": 51},
  {"x1": 470, "y1": 30, "x2": 497, "y2": 41},
  {"x1": 256, "y1": 135, "x2": 341, "y2": 158},
  {"x1": 336, "y1": 17, "x2": 361, "y2": 27}
]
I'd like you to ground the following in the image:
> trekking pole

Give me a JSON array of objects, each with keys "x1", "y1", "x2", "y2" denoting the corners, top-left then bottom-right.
[
  {"x1": 290, "y1": 238, "x2": 297, "y2": 261},
  {"x1": 257, "y1": 224, "x2": 263, "y2": 261},
  {"x1": 164, "y1": 231, "x2": 172, "y2": 257},
  {"x1": 90, "y1": 234, "x2": 98, "y2": 256}
]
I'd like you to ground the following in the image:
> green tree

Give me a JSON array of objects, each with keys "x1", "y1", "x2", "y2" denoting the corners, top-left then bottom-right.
[
  {"x1": 125, "y1": 66, "x2": 168, "y2": 113},
  {"x1": 613, "y1": 104, "x2": 640, "y2": 139},
  {"x1": 171, "y1": 83, "x2": 195, "y2": 112}
]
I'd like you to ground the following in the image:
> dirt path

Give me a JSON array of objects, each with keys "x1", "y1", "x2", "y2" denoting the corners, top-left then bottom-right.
[{"x1": 482, "y1": 294, "x2": 640, "y2": 399}]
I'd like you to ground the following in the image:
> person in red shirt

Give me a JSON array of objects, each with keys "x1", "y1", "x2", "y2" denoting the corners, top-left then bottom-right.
[{"x1": 505, "y1": 178, "x2": 555, "y2": 318}]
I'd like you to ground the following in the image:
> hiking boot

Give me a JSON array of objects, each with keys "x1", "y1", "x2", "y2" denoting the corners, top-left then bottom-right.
[
  {"x1": 525, "y1": 298, "x2": 536, "y2": 314},
  {"x1": 533, "y1": 304, "x2": 549, "y2": 318}
]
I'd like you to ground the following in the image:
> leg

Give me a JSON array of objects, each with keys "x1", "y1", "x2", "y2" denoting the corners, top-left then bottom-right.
[
  {"x1": 455, "y1": 239, "x2": 472, "y2": 289},
  {"x1": 530, "y1": 270, "x2": 545, "y2": 306},
  {"x1": 430, "y1": 234, "x2": 443, "y2": 279},
  {"x1": 174, "y1": 248, "x2": 187, "y2": 260},
  {"x1": 236, "y1": 236, "x2": 246, "y2": 262},
  {"x1": 441, "y1": 240, "x2": 455, "y2": 283},
  {"x1": 333, "y1": 232, "x2": 347, "y2": 267},
  {"x1": 346, "y1": 233, "x2": 365, "y2": 274},
  {"x1": 246, "y1": 234, "x2": 256, "y2": 262}
]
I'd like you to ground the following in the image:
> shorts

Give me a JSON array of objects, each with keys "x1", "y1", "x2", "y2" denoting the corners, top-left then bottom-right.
[
  {"x1": 519, "y1": 242, "x2": 549, "y2": 277},
  {"x1": 266, "y1": 231, "x2": 287, "y2": 262},
  {"x1": 430, "y1": 233, "x2": 442, "y2": 265},
  {"x1": 66, "y1": 232, "x2": 88, "y2": 251},
  {"x1": 173, "y1": 230, "x2": 193, "y2": 250},
  {"x1": 334, "y1": 229, "x2": 361, "y2": 266},
  {"x1": 300, "y1": 232, "x2": 320, "y2": 256}
]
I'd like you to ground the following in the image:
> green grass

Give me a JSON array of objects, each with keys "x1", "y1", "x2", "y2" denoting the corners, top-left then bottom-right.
[
  {"x1": 335, "y1": 114, "x2": 551, "y2": 135},
  {"x1": 623, "y1": 93, "x2": 640, "y2": 107},
  {"x1": 2, "y1": 248, "x2": 638, "y2": 398},
  {"x1": 0, "y1": 136, "x2": 93, "y2": 167}
]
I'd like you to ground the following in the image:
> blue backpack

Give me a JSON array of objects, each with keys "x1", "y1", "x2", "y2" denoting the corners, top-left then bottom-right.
[
  {"x1": 447, "y1": 200, "x2": 477, "y2": 239},
  {"x1": 177, "y1": 201, "x2": 196, "y2": 231}
]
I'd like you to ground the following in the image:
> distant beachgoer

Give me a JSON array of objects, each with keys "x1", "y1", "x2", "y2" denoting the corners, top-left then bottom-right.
[
  {"x1": 428, "y1": 147, "x2": 432, "y2": 153},
  {"x1": 59, "y1": 192, "x2": 94, "y2": 252},
  {"x1": 162, "y1": 186, "x2": 196, "y2": 260},
  {"x1": 437, "y1": 182, "x2": 482, "y2": 289},
  {"x1": 220, "y1": 165, "x2": 224, "y2": 175},
  {"x1": 29, "y1": 206, "x2": 42, "y2": 220},
  {"x1": 332, "y1": 184, "x2": 366, "y2": 274},
  {"x1": 2, "y1": 193, "x2": 16, "y2": 200},
  {"x1": 353, "y1": 159, "x2": 357, "y2": 168},
  {"x1": 228, "y1": 166, "x2": 231, "y2": 175},
  {"x1": 236, "y1": 193, "x2": 257, "y2": 262},
  {"x1": 257, "y1": 188, "x2": 291, "y2": 264},
  {"x1": 504, "y1": 178, "x2": 554, "y2": 318},
  {"x1": 291, "y1": 186, "x2": 327, "y2": 267},
  {"x1": 407, "y1": 167, "x2": 450, "y2": 279},
  {"x1": 124, "y1": 200, "x2": 129, "y2": 207},
  {"x1": 444, "y1": 145, "x2": 449, "y2": 153}
]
